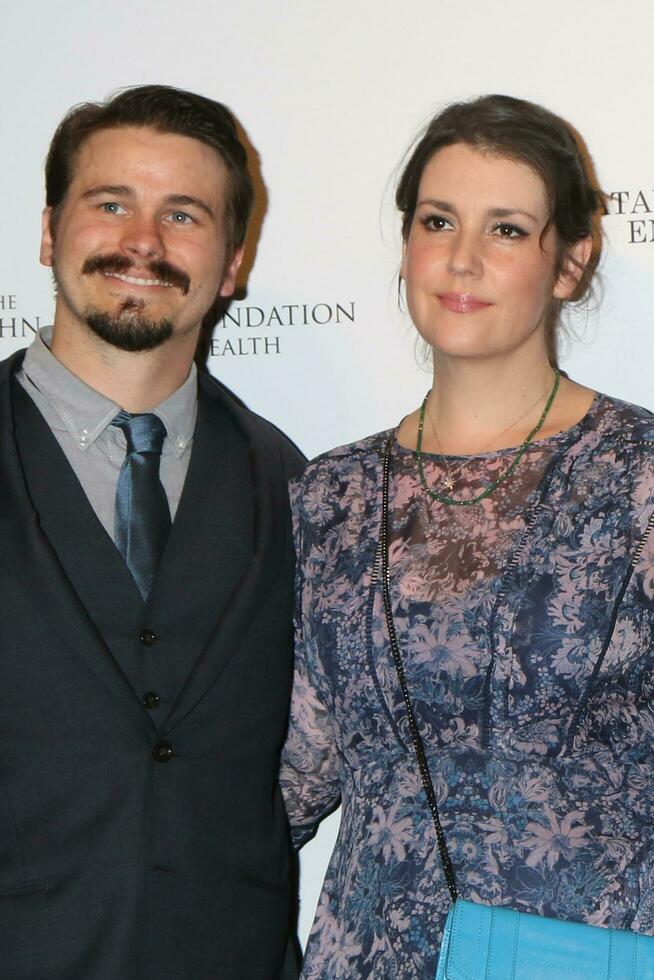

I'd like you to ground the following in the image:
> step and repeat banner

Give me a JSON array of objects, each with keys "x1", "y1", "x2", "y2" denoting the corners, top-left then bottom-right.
[{"x1": 3, "y1": 0, "x2": 653, "y2": 947}]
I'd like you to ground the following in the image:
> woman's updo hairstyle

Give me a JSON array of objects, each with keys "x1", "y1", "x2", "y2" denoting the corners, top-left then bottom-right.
[{"x1": 396, "y1": 94, "x2": 605, "y2": 366}]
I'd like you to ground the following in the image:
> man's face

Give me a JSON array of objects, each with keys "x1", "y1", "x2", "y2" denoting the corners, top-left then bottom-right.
[{"x1": 40, "y1": 125, "x2": 242, "y2": 352}]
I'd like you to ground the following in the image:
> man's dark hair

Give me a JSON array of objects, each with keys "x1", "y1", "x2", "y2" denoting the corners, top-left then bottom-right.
[{"x1": 45, "y1": 84, "x2": 253, "y2": 257}]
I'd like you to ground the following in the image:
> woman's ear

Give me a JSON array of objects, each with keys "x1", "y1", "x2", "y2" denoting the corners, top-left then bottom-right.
[
  {"x1": 400, "y1": 237, "x2": 408, "y2": 281},
  {"x1": 553, "y1": 236, "x2": 593, "y2": 300}
]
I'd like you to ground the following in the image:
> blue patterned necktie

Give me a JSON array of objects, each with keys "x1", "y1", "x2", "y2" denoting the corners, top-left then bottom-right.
[{"x1": 112, "y1": 411, "x2": 171, "y2": 599}]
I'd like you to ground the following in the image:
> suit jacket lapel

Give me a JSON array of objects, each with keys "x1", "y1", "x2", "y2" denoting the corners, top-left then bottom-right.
[
  {"x1": 148, "y1": 382, "x2": 254, "y2": 633},
  {"x1": 0, "y1": 353, "x2": 150, "y2": 728},
  {"x1": 159, "y1": 376, "x2": 289, "y2": 733}
]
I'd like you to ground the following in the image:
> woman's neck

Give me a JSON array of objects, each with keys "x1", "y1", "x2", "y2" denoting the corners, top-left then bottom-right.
[
  {"x1": 428, "y1": 356, "x2": 556, "y2": 453},
  {"x1": 397, "y1": 353, "x2": 595, "y2": 455}
]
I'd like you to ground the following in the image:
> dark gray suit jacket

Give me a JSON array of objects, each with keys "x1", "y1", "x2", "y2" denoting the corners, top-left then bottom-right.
[{"x1": 0, "y1": 349, "x2": 303, "y2": 979}]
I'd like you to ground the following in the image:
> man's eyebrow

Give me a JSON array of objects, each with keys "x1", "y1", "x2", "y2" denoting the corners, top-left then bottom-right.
[
  {"x1": 82, "y1": 184, "x2": 133, "y2": 199},
  {"x1": 417, "y1": 197, "x2": 540, "y2": 223},
  {"x1": 165, "y1": 194, "x2": 215, "y2": 219}
]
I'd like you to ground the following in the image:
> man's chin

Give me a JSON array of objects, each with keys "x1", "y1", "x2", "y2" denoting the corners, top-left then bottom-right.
[{"x1": 84, "y1": 310, "x2": 174, "y2": 353}]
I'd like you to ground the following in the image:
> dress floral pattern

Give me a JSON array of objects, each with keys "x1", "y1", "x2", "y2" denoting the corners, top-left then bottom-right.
[{"x1": 281, "y1": 394, "x2": 654, "y2": 979}]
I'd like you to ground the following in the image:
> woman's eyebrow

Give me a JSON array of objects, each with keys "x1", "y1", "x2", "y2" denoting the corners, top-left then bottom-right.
[
  {"x1": 417, "y1": 197, "x2": 455, "y2": 212},
  {"x1": 487, "y1": 206, "x2": 540, "y2": 222},
  {"x1": 417, "y1": 198, "x2": 540, "y2": 223}
]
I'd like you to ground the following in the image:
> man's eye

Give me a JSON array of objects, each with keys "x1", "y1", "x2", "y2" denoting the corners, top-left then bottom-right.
[
  {"x1": 101, "y1": 202, "x2": 125, "y2": 214},
  {"x1": 492, "y1": 222, "x2": 527, "y2": 239},
  {"x1": 169, "y1": 211, "x2": 194, "y2": 224},
  {"x1": 419, "y1": 214, "x2": 453, "y2": 232}
]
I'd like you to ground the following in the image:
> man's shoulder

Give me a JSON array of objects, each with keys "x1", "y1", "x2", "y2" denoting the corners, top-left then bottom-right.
[
  {"x1": 0, "y1": 349, "x2": 27, "y2": 413},
  {"x1": 0, "y1": 348, "x2": 26, "y2": 377},
  {"x1": 198, "y1": 370, "x2": 305, "y2": 476}
]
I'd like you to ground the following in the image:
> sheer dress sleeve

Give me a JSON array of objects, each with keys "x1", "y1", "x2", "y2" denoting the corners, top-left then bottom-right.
[{"x1": 280, "y1": 478, "x2": 341, "y2": 847}]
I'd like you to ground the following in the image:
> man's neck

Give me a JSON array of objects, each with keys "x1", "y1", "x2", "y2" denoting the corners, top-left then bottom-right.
[{"x1": 50, "y1": 321, "x2": 198, "y2": 412}]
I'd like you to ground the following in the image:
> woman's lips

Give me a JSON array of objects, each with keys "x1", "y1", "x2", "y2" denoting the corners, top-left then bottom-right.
[{"x1": 437, "y1": 293, "x2": 492, "y2": 313}]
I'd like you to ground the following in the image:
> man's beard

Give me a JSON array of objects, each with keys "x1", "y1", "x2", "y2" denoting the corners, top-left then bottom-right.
[
  {"x1": 85, "y1": 299, "x2": 174, "y2": 352},
  {"x1": 74, "y1": 252, "x2": 191, "y2": 353}
]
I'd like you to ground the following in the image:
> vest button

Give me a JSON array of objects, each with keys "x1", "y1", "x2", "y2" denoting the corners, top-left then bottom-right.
[
  {"x1": 140, "y1": 630, "x2": 157, "y2": 646},
  {"x1": 143, "y1": 692, "x2": 160, "y2": 710},
  {"x1": 152, "y1": 740, "x2": 173, "y2": 763}
]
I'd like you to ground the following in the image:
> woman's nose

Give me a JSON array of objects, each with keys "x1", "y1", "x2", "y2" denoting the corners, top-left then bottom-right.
[{"x1": 446, "y1": 232, "x2": 483, "y2": 277}]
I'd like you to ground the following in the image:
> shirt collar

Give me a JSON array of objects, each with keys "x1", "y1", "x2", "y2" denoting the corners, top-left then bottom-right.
[
  {"x1": 21, "y1": 327, "x2": 197, "y2": 456},
  {"x1": 152, "y1": 362, "x2": 197, "y2": 456}
]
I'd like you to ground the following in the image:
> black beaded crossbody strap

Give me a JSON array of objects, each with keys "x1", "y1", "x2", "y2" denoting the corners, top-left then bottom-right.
[{"x1": 378, "y1": 433, "x2": 458, "y2": 904}]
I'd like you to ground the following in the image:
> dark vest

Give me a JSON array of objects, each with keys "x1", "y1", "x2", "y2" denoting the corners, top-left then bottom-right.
[{"x1": 12, "y1": 379, "x2": 253, "y2": 725}]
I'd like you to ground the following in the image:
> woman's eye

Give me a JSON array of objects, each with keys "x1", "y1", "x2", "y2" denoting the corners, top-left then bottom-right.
[
  {"x1": 492, "y1": 222, "x2": 527, "y2": 239},
  {"x1": 420, "y1": 214, "x2": 453, "y2": 232}
]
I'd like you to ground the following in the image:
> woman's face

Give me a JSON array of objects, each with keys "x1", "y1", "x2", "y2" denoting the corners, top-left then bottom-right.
[{"x1": 401, "y1": 143, "x2": 581, "y2": 364}]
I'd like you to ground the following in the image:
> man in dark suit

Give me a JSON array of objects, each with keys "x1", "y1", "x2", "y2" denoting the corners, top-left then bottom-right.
[{"x1": 0, "y1": 85, "x2": 302, "y2": 979}]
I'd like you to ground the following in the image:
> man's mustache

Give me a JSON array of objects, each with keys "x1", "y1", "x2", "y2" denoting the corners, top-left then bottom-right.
[{"x1": 82, "y1": 254, "x2": 190, "y2": 295}]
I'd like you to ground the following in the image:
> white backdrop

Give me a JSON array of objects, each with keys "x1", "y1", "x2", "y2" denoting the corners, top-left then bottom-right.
[{"x1": 3, "y1": 0, "x2": 654, "y2": 947}]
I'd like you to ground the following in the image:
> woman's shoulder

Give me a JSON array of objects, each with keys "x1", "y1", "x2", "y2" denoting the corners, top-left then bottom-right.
[
  {"x1": 563, "y1": 395, "x2": 654, "y2": 503},
  {"x1": 586, "y1": 393, "x2": 654, "y2": 449},
  {"x1": 296, "y1": 429, "x2": 392, "y2": 483},
  {"x1": 290, "y1": 429, "x2": 392, "y2": 521}
]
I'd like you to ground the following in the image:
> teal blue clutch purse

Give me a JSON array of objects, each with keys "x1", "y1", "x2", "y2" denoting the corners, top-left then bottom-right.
[
  {"x1": 376, "y1": 436, "x2": 654, "y2": 980},
  {"x1": 435, "y1": 899, "x2": 654, "y2": 980}
]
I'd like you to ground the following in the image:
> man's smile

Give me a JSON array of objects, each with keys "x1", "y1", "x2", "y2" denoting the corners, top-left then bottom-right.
[{"x1": 103, "y1": 272, "x2": 174, "y2": 288}]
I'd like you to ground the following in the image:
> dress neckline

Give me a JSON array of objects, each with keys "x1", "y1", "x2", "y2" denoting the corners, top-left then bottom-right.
[{"x1": 393, "y1": 392, "x2": 603, "y2": 462}]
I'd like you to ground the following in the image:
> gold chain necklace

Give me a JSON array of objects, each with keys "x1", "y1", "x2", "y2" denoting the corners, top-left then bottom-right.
[
  {"x1": 428, "y1": 377, "x2": 558, "y2": 494},
  {"x1": 416, "y1": 370, "x2": 560, "y2": 506}
]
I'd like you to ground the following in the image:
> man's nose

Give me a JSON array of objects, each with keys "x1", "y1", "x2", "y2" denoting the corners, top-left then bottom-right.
[{"x1": 119, "y1": 215, "x2": 165, "y2": 260}]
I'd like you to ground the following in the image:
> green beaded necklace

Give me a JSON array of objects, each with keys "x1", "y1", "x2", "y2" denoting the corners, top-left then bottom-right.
[{"x1": 415, "y1": 369, "x2": 561, "y2": 506}]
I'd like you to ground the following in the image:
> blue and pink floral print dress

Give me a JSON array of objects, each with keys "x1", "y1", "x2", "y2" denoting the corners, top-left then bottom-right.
[{"x1": 281, "y1": 395, "x2": 654, "y2": 978}]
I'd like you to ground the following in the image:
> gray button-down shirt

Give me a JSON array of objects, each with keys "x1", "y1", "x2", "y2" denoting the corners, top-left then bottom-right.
[{"x1": 16, "y1": 327, "x2": 197, "y2": 542}]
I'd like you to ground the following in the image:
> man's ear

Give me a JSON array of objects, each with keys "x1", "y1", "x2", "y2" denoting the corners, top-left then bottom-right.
[
  {"x1": 40, "y1": 207, "x2": 55, "y2": 268},
  {"x1": 553, "y1": 236, "x2": 593, "y2": 300},
  {"x1": 218, "y1": 245, "x2": 245, "y2": 298}
]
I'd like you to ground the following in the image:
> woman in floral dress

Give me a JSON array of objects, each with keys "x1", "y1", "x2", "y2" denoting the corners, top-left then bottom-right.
[{"x1": 281, "y1": 95, "x2": 654, "y2": 978}]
